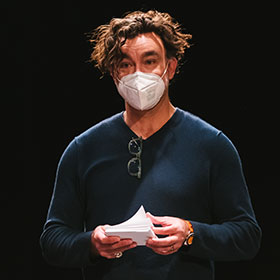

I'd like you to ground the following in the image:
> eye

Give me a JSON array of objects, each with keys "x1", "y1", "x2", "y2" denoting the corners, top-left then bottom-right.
[
  {"x1": 119, "y1": 62, "x2": 129, "y2": 68},
  {"x1": 145, "y1": 59, "x2": 156, "y2": 65},
  {"x1": 119, "y1": 60, "x2": 133, "y2": 69}
]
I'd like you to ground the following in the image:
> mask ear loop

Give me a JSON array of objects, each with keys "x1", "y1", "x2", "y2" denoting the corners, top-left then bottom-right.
[
  {"x1": 115, "y1": 74, "x2": 122, "y2": 85},
  {"x1": 160, "y1": 62, "x2": 169, "y2": 79}
]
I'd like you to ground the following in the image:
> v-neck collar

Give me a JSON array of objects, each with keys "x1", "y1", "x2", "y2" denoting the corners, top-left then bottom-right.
[{"x1": 119, "y1": 107, "x2": 182, "y2": 142}]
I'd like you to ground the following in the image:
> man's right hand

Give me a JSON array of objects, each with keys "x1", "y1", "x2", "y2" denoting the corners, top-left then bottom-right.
[{"x1": 90, "y1": 225, "x2": 137, "y2": 259}]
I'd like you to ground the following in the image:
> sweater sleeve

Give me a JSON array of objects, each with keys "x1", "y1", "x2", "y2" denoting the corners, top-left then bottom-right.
[
  {"x1": 40, "y1": 139, "x2": 94, "y2": 268},
  {"x1": 186, "y1": 132, "x2": 261, "y2": 261}
]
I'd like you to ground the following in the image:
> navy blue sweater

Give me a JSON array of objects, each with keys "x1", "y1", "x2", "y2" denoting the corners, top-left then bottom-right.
[{"x1": 40, "y1": 108, "x2": 261, "y2": 279}]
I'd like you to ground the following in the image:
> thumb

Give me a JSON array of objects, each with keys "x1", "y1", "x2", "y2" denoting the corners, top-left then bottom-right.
[{"x1": 146, "y1": 212, "x2": 168, "y2": 225}]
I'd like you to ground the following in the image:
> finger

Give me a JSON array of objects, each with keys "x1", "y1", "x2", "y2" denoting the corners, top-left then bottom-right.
[
  {"x1": 111, "y1": 239, "x2": 135, "y2": 250},
  {"x1": 152, "y1": 248, "x2": 173, "y2": 255},
  {"x1": 102, "y1": 235, "x2": 121, "y2": 244},
  {"x1": 152, "y1": 225, "x2": 176, "y2": 236},
  {"x1": 101, "y1": 239, "x2": 136, "y2": 254},
  {"x1": 113, "y1": 241, "x2": 137, "y2": 253},
  {"x1": 148, "y1": 243, "x2": 178, "y2": 256},
  {"x1": 146, "y1": 212, "x2": 170, "y2": 226},
  {"x1": 146, "y1": 235, "x2": 177, "y2": 248},
  {"x1": 102, "y1": 241, "x2": 137, "y2": 259},
  {"x1": 94, "y1": 226, "x2": 121, "y2": 245}
]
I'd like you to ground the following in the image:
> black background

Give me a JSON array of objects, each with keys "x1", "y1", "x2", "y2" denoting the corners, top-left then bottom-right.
[{"x1": 5, "y1": 0, "x2": 278, "y2": 279}]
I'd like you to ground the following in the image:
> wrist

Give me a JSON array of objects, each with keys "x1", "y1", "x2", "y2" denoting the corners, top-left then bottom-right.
[{"x1": 183, "y1": 220, "x2": 194, "y2": 246}]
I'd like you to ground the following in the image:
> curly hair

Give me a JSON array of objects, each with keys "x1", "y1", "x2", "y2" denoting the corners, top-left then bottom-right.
[{"x1": 89, "y1": 10, "x2": 192, "y2": 76}]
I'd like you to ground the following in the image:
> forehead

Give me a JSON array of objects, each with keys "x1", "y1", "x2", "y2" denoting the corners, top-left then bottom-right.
[{"x1": 121, "y1": 32, "x2": 166, "y2": 57}]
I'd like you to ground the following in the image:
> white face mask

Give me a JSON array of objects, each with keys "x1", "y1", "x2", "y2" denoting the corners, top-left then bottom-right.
[{"x1": 116, "y1": 65, "x2": 168, "y2": 111}]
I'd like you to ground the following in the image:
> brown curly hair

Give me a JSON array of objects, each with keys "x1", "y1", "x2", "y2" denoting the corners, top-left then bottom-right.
[{"x1": 89, "y1": 10, "x2": 192, "y2": 76}]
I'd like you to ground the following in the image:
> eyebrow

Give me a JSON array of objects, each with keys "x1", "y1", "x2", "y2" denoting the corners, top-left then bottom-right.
[
  {"x1": 141, "y1": 50, "x2": 160, "y2": 58},
  {"x1": 120, "y1": 50, "x2": 160, "y2": 60}
]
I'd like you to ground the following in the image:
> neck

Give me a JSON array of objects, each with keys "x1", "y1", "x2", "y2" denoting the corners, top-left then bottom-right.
[{"x1": 123, "y1": 93, "x2": 176, "y2": 139}]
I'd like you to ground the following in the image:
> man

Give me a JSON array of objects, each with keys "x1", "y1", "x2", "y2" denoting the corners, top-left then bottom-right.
[{"x1": 40, "y1": 10, "x2": 261, "y2": 279}]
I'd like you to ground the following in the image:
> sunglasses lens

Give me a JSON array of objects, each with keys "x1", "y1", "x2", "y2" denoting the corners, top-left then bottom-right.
[
  {"x1": 128, "y1": 137, "x2": 142, "y2": 179},
  {"x1": 128, "y1": 157, "x2": 140, "y2": 175},
  {"x1": 128, "y1": 139, "x2": 142, "y2": 155}
]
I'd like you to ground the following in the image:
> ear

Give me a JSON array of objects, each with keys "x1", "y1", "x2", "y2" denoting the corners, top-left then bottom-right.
[{"x1": 167, "y1": 57, "x2": 178, "y2": 80}]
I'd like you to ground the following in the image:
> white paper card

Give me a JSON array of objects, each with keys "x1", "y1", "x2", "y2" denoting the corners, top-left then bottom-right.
[{"x1": 105, "y1": 205, "x2": 156, "y2": 246}]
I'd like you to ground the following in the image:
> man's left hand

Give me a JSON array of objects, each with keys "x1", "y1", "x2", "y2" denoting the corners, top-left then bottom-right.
[{"x1": 145, "y1": 212, "x2": 189, "y2": 255}]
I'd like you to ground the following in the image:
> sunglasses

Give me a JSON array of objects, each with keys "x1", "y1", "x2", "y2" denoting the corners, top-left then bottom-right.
[{"x1": 127, "y1": 137, "x2": 142, "y2": 179}]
